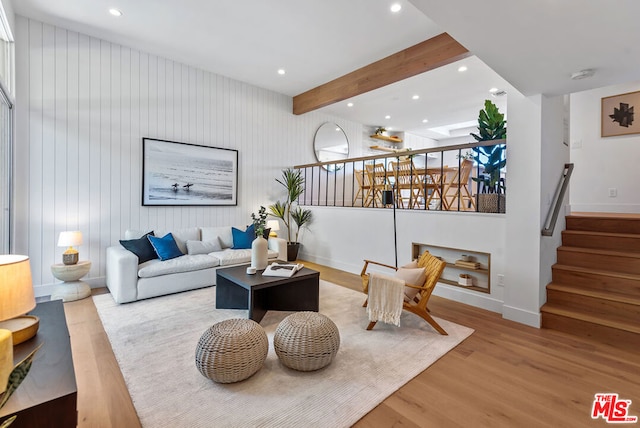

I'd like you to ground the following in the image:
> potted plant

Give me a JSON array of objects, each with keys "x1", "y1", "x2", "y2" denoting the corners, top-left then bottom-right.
[
  {"x1": 470, "y1": 100, "x2": 507, "y2": 213},
  {"x1": 268, "y1": 168, "x2": 313, "y2": 261}
]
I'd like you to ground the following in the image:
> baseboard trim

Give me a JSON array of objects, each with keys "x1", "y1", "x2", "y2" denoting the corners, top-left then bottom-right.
[
  {"x1": 432, "y1": 285, "x2": 503, "y2": 314},
  {"x1": 502, "y1": 305, "x2": 541, "y2": 328},
  {"x1": 569, "y1": 203, "x2": 640, "y2": 214}
]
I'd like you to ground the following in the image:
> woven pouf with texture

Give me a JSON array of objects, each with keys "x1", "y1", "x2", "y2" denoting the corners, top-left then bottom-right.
[
  {"x1": 274, "y1": 311, "x2": 340, "y2": 372},
  {"x1": 195, "y1": 318, "x2": 268, "y2": 383}
]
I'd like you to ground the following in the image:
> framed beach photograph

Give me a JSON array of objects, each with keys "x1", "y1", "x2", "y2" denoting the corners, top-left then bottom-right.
[
  {"x1": 601, "y1": 90, "x2": 639, "y2": 137},
  {"x1": 142, "y1": 138, "x2": 238, "y2": 206}
]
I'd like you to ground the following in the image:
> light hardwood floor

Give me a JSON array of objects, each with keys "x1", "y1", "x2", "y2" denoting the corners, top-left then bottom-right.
[{"x1": 63, "y1": 261, "x2": 640, "y2": 427}]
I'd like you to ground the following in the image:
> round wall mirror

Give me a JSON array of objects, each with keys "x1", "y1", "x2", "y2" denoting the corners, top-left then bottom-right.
[{"x1": 313, "y1": 122, "x2": 349, "y2": 171}]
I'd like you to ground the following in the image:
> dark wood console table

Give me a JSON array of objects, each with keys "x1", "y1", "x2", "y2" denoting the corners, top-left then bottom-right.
[{"x1": 0, "y1": 300, "x2": 78, "y2": 427}]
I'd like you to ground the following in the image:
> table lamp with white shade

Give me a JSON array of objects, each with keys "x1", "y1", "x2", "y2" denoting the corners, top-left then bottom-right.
[
  {"x1": 0, "y1": 255, "x2": 39, "y2": 346},
  {"x1": 58, "y1": 231, "x2": 82, "y2": 265},
  {"x1": 266, "y1": 220, "x2": 280, "y2": 238}
]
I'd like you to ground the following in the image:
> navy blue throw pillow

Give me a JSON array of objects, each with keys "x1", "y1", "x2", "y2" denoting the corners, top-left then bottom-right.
[
  {"x1": 148, "y1": 233, "x2": 184, "y2": 261},
  {"x1": 232, "y1": 224, "x2": 255, "y2": 249},
  {"x1": 120, "y1": 231, "x2": 157, "y2": 264}
]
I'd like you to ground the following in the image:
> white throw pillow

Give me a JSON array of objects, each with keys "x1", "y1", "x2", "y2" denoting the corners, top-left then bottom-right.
[
  {"x1": 201, "y1": 226, "x2": 234, "y2": 249},
  {"x1": 395, "y1": 266, "x2": 426, "y2": 300},
  {"x1": 186, "y1": 239, "x2": 222, "y2": 255}
]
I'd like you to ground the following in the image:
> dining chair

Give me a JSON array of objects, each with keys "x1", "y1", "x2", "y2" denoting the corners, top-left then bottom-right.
[
  {"x1": 360, "y1": 251, "x2": 448, "y2": 334},
  {"x1": 443, "y1": 159, "x2": 477, "y2": 211},
  {"x1": 353, "y1": 169, "x2": 374, "y2": 207},
  {"x1": 424, "y1": 166, "x2": 449, "y2": 210},
  {"x1": 365, "y1": 162, "x2": 388, "y2": 207},
  {"x1": 389, "y1": 159, "x2": 425, "y2": 209}
]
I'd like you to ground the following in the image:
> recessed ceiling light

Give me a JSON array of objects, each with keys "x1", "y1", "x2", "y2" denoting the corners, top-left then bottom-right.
[
  {"x1": 489, "y1": 87, "x2": 498, "y2": 93},
  {"x1": 109, "y1": 8, "x2": 123, "y2": 17},
  {"x1": 277, "y1": 69, "x2": 286, "y2": 75},
  {"x1": 422, "y1": 119, "x2": 429, "y2": 123},
  {"x1": 412, "y1": 95, "x2": 420, "y2": 100},
  {"x1": 385, "y1": 115, "x2": 391, "y2": 119},
  {"x1": 347, "y1": 102, "x2": 353, "y2": 107},
  {"x1": 390, "y1": 3, "x2": 402, "y2": 13},
  {"x1": 458, "y1": 66, "x2": 467, "y2": 72}
]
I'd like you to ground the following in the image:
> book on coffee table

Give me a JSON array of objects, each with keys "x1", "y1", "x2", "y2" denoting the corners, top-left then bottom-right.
[{"x1": 262, "y1": 262, "x2": 304, "y2": 277}]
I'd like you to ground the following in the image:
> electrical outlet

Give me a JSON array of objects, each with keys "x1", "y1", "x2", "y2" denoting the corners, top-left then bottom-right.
[
  {"x1": 608, "y1": 188, "x2": 617, "y2": 198},
  {"x1": 497, "y1": 274, "x2": 505, "y2": 286}
]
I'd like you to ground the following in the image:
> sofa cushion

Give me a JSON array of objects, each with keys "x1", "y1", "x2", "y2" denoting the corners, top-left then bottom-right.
[
  {"x1": 209, "y1": 248, "x2": 279, "y2": 266},
  {"x1": 148, "y1": 233, "x2": 184, "y2": 261},
  {"x1": 138, "y1": 254, "x2": 220, "y2": 278},
  {"x1": 186, "y1": 239, "x2": 222, "y2": 255},
  {"x1": 231, "y1": 225, "x2": 255, "y2": 249},
  {"x1": 119, "y1": 231, "x2": 157, "y2": 264},
  {"x1": 201, "y1": 226, "x2": 233, "y2": 249}
]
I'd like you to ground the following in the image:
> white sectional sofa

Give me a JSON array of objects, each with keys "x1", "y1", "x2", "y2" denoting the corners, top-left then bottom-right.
[{"x1": 106, "y1": 226, "x2": 286, "y2": 303}]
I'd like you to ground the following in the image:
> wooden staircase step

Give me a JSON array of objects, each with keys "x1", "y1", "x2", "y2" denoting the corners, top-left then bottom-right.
[
  {"x1": 557, "y1": 246, "x2": 640, "y2": 274},
  {"x1": 541, "y1": 304, "x2": 640, "y2": 334},
  {"x1": 546, "y1": 283, "x2": 640, "y2": 320},
  {"x1": 566, "y1": 215, "x2": 640, "y2": 234},
  {"x1": 552, "y1": 264, "x2": 640, "y2": 297},
  {"x1": 562, "y1": 230, "x2": 640, "y2": 253},
  {"x1": 540, "y1": 305, "x2": 640, "y2": 352}
]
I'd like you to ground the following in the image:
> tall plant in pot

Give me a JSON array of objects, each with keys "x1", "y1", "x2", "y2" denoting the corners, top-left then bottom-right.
[
  {"x1": 268, "y1": 168, "x2": 313, "y2": 261},
  {"x1": 471, "y1": 100, "x2": 507, "y2": 213}
]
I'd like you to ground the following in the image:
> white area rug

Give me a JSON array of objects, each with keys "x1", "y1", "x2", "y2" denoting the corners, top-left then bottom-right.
[{"x1": 93, "y1": 281, "x2": 473, "y2": 428}]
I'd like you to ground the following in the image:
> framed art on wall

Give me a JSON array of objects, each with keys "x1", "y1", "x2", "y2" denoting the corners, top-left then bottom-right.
[
  {"x1": 601, "y1": 90, "x2": 639, "y2": 137},
  {"x1": 142, "y1": 138, "x2": 238, "y2": 206}
]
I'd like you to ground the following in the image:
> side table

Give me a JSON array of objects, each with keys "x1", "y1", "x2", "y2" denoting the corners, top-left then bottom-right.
[{"x1": 51, "y1": 260, "x2": 92, "y2": 302}]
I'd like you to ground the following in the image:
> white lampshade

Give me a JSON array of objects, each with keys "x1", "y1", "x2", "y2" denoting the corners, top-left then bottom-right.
[
  {"x1": 0, "y1": 255, "x2": 39, "y2": 345},
  {"x1": 58, "y1": 231, "x2": 83, "y2": 247},
  {"x1": 266, "y1": 220, "x2": 280, "y2": 232}
]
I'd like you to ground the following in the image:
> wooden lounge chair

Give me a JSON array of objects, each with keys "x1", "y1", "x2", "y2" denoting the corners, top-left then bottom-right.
[{"x1": 360, "y1": 251, "x2": 448, "y2": 334}]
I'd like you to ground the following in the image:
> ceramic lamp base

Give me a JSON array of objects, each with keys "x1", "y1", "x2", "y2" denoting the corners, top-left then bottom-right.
[{"x1": 62, "y1": 252, "x2": 79, "y2": 265}]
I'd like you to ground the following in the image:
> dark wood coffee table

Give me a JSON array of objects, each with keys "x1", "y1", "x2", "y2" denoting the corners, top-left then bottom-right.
[{"x1": 216, "y1": 264, "x2": 320, "y2": 323}]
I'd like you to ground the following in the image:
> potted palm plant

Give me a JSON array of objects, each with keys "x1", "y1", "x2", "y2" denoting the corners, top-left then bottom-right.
[
  {"x1": 471, "y1": 100, "x2": 507, "y2": 213},
  {"x1": 268, "y1": 168, "x2": 313, "y2": 261}
]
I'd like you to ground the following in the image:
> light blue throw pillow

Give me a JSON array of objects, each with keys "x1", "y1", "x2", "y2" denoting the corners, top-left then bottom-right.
[{"x1": 148, "y1": 233, "x2": 184, "y2": 261}]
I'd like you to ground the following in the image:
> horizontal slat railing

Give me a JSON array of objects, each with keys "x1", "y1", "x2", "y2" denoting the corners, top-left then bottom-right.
[{"x1": 293, "y1": 139, "x2": 506, "y2": 213}]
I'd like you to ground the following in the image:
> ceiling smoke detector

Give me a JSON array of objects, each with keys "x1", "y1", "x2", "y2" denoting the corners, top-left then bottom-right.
[
  {"x1": 491, "y1": 90, "x2": 507, "y2": 97},
  {"x1": 570, "y1": 69, "x2": 596, "y2": 80}
]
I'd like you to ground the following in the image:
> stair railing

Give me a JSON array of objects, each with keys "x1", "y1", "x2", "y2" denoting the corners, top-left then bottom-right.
[{"x1": 542, "y1": 163, "x2": 574, "y2": 236}]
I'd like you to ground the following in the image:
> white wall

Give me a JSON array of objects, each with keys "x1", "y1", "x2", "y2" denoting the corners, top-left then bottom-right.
[
  {"x1": 570, "y1": 81, "x2": 640, "y2": 213},
  {"x1": 13, "y1": 16, "x2": 362, "y2": 293},
  {"x1": 302, "y1": 207, "x2": 506, "y2": 314}
]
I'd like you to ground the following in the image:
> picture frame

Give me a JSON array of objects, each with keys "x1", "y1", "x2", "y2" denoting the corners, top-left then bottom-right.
[
  {"x1": 142, "y1": 138, "x2": 238, "y2": 206},
  {"x1": 601, "y1": 90, "x2": 639, "y2": 137}
]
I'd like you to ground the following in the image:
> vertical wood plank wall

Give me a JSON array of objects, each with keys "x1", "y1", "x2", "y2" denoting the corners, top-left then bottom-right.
[{"x1": 13, "y1": 17, "x2": 362, "y2": 290}]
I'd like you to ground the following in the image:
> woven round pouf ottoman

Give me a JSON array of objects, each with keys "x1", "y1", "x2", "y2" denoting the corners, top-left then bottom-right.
[
  {"x1": 195, "y1": 318, "x2": 268, "y2": 383},
  {"x1": 274, "y1": 312, "x2": 340, "y2": 372}
]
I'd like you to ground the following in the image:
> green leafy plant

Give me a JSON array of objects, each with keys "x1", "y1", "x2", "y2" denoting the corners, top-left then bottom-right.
[
  {"x1": 268, "y1": 168, "x2": 312, "y2": 243},
  {"x1": 250, "y1": 206, "x2": 267, "y2": 238},
  {"x1": 291, "y1": 207, "x2": 312, "y2": 243},
  {"x1": 1, "y1": 345, "x2": 41, "y2": 428},
  {"x1": 471, "y1": 100, "x2": 507, "y2": 193}
]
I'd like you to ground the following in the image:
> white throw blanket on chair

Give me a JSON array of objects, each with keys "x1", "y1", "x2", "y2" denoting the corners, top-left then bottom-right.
[{"x1": 367, "y1": 272, "x2": 405, "y2": 326}]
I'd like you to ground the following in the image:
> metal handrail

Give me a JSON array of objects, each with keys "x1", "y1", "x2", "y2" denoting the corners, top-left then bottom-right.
[{"x1": 542, "y1": 163, "x2": 574, "y2": 236}]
